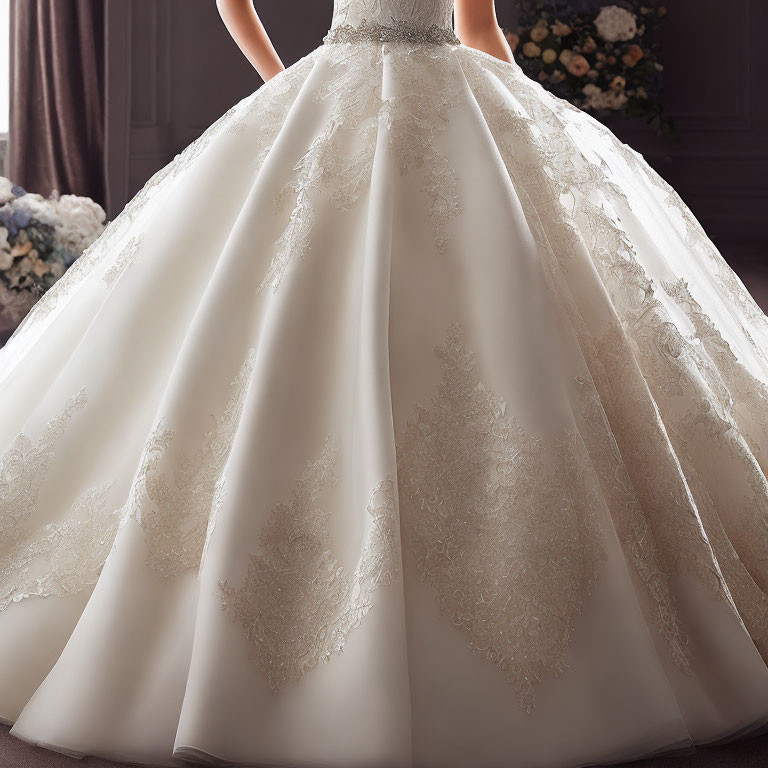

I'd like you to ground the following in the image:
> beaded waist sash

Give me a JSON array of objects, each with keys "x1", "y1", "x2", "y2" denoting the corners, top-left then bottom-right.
[{"x1": 324, "y1": 19, "x2": 460, "y2": 46}]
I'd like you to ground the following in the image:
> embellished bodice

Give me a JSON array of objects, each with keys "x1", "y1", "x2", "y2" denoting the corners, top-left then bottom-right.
[{"x1": 326, "y1": 0, "x2": 458, "y2": 45}]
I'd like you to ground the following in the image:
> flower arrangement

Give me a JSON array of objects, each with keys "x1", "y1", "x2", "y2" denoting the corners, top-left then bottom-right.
[
  {"x1": 506, "y1": 1, "x2": 676, "y2": 136},
  {"x1": 0, "y1": 177, "x2": 106, "y2": 343}
]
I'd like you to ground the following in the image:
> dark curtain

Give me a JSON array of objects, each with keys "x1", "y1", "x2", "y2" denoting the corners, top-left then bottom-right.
[{"x1": 9, "y1": 0, "x2": 106, "y2": 205}]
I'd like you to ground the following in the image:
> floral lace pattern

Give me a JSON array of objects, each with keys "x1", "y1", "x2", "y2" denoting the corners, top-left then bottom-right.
[
  {"x1": 0, "y1": 483, "x2": 118, "y2": 611},
  {"x1": 219, "y1": 436, "x2": 401, "y2": 691},
  {"x1": 396, "y1": 324, "x2": 605, "y2": 713},
  {"x1": 263, "y1": 39, "x2": 463, "y2": 293},
  {"x1": 0, "y1": 390, "x2": 87, "y2": 552},
  {"x1": 125, "y1": 351, "x2": 255, "y2": 577},
  {"x1": 382, "y1": 46, "x2": 463, "y2": 254},
  {"x1": 0, "y1": 390, "x2": 121, "y2": 610},
  {"x1": 102, "y1": 235, "x2": 146, "y2": 287},
  {"x1": 261, "y1": 42, "x2": 383, "y2": 293},
  {"x1": 330, "y1": 0, "x2": 454, "y2": 30},
  {"x1": 458, "y1": 49, "x2": 768, "y2": 671}
]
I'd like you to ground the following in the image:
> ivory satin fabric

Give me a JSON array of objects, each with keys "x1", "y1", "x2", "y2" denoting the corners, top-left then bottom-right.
[{"x1": 2, "y1": 1, "x2": 768, "y2": 766}]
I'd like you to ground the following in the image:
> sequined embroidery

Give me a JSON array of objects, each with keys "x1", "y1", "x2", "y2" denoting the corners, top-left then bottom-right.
[{"x1": 324, "y1": 20, "x2": 459, "y2": 46}]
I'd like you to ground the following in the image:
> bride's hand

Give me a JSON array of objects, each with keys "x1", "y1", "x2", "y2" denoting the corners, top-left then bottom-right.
[
  {"x1": 217, "y1": 0, "x2": 285, "y2": 82},
  {"x1": 455, "y1": 0, "x2": 514, "y2": 63}
]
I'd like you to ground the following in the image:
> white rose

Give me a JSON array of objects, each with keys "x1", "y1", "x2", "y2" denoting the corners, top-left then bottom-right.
[
  {"x1": 582, "y1": 83, "x2": 628, "y2": 111},
  {"x1": 14, "y1": 194, "x2": 61, "y2": 227},
  {"x1": 594, "y1": 5, "x2": 638, "y2": 42},
  {"x1": 0, "y1": 227, "x2": 9, "y2": 252},
  {"x1": 0, "y1": 177, "x2": 14, "y2": 205},
  {"x1": 0, "y1": 250, "x2": 12, "y2": 271},
  {"x1": 52, "y1": 194, "x2": 106, "y2": 253}
]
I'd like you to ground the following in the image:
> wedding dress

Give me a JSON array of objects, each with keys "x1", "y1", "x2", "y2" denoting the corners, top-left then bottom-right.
[{"x1": 2, "y1": 1, "x2": 768, "y2": 766}]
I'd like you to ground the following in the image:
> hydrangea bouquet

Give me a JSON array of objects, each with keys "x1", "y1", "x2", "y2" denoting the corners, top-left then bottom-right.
[
  {"x1": 0, "y1": 177, "x2": 106, "y2": 343},
  {"x1": 507, "y1": 1, "x2": 676, "y2": 136}
]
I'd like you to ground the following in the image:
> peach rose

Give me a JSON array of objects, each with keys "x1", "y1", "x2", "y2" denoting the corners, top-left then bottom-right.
[
  {"x1": 32, "y1": 258, "x2": 49, "y2": 278},
  {"x1": 582, "y1": 36, "x2": 597, "y2": 53},
  {"x1": 11, "y1": 240, "x2": 32, "y2": 259},
  {"x1": 542, "y1": 48, "x2": 557, "y2": 64},
  {"x1": 530, "y1": 25, "x2": 549, "y2": 43},
  {"x1": 610, "y1": 75, "x2": 626, "y2": 91},
  {"x1": 523, "y1": 41, "x2": 542, "y2": 58},
  {"x1": 566, "y1": 54, "x2": 590, "y2": 77},
  {"x1": 559, "y1": 48, "x2": 574, "y2": 65},
  {"x1": 551, "y1": 20, "x2": 572, "y2": 36},
  {"x1": 622, "y1": 44, "x2": 644, "y2": 67},
  {"x1": 505, "y1": 31, "x2": 520, "y2": 52}
]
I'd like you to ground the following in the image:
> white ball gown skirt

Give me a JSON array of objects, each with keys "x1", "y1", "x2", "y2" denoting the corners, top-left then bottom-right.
[{"x1": 2, "y1": 1, "x2": 768, "y2": 766}]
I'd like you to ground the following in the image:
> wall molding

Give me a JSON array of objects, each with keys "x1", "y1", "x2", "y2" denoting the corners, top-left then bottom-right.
[{"x1": 104, "y1": 0, "x2": 132, "y2": 217}]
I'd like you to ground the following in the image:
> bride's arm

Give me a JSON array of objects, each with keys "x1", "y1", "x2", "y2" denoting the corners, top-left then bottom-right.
[
  {"x1": 455, "y1": 0, "x2": 513, "y2": 63},
  {"x1": 216, "y1": 0, "x2": 285, "y2": 81}
]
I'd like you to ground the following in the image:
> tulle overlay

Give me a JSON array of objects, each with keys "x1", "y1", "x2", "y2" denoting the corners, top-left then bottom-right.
[{"x1": 2, "y1": 2, "x2": 768, "y2": 766}]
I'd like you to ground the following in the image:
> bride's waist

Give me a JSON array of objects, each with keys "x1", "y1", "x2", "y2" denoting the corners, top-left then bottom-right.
[{"x1": 323, "y1": 18, "x2": 459, "y2": 47}]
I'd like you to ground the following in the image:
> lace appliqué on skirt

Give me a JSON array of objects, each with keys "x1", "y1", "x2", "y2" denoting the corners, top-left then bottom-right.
[
  {"x1": 397, "y1": 324, "x2": 605, "y2": 713},
  {"x1": 263, "y1": 43, "x2": 463, "y2": 293},
  {"x1": 457, "y1": 51, "x2": 760, "y2": 671},
  {"x1": 125, "y1": 351, "x2": 255, "y2": 577},
  {"x1": 219, "y1": 436, "x2": 401, "y2": 691},
  {"x1": 0, "y1": 390, "x2": 119, "y2": 610}
]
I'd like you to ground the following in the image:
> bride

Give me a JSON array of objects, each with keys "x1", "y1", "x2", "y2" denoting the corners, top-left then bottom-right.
[{"x1": 2, "y1": 1, "x2": 768, "y2": 766}]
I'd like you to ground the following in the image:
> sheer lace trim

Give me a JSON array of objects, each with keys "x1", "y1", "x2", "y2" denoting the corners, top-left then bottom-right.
[
  {"x1": 397, "y1": 324, "x2": 605, "y2": 713},
  {"x1": 219, "y1": 436, "x2": 401, "y2": 691},
  {"x1": 102, "y1": 235, "x2": 146, "y2": 287},
  {"x1": 324, "y1": 20, "x2": 459, "y2": 46},
  {"x1": 124, "y1": 352, "x2": 255, "y2": 577}
]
